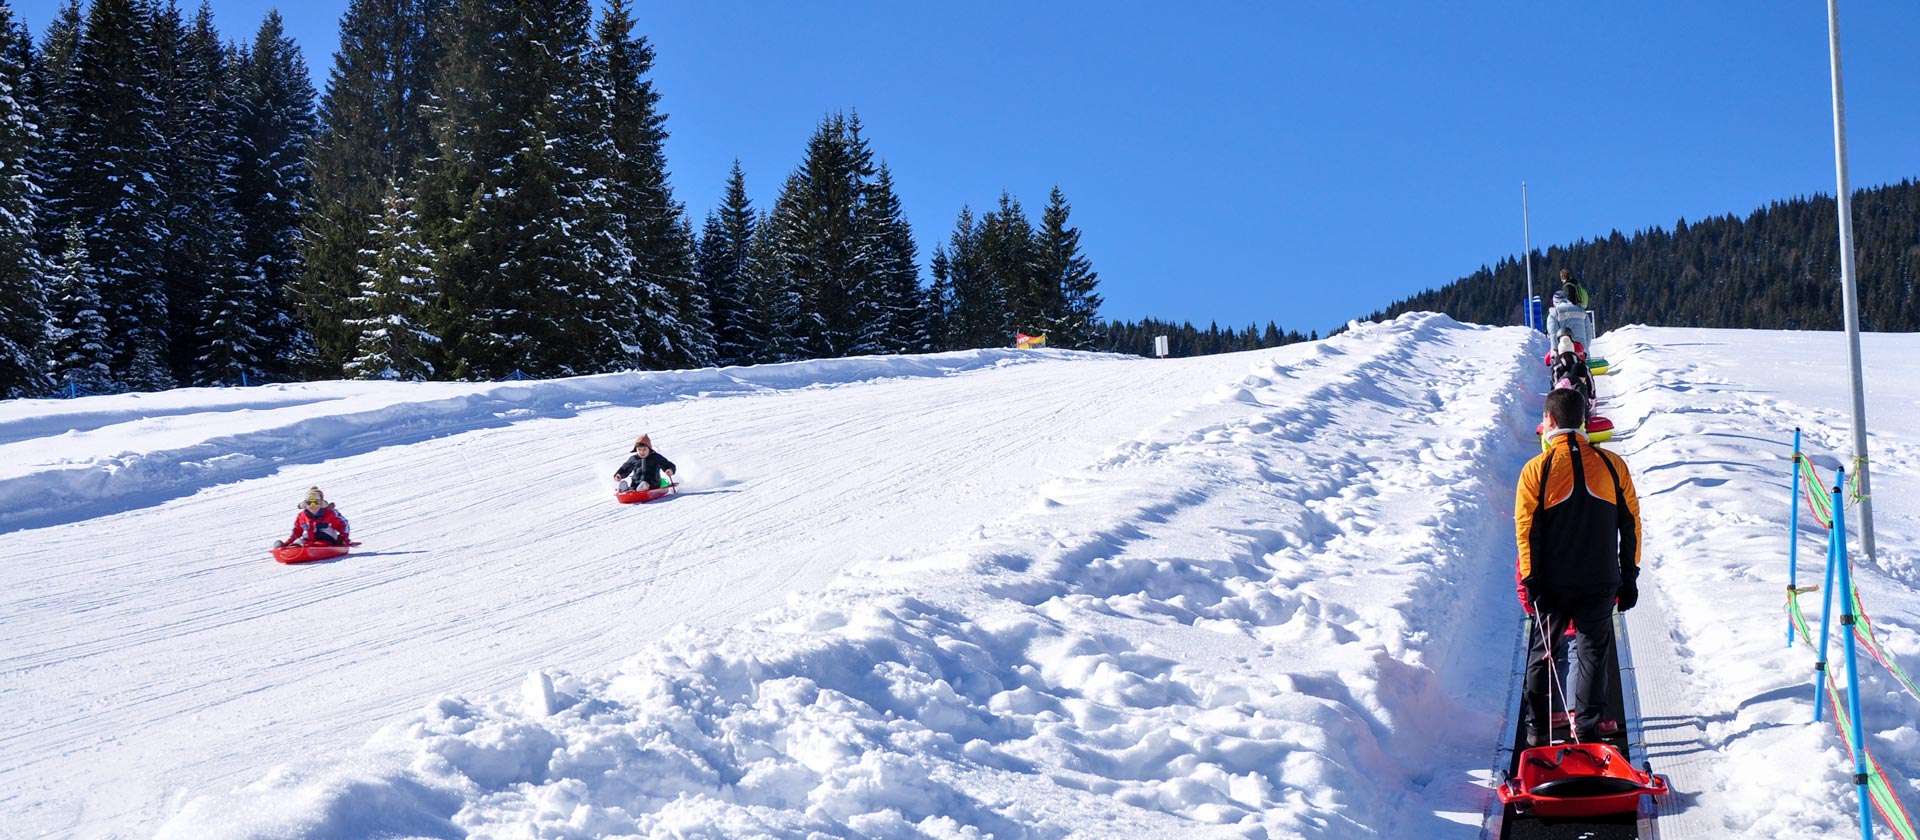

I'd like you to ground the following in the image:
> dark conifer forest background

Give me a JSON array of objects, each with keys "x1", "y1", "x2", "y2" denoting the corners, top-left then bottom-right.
[
  {"x1": 1365, "y1": 180, "x2": 1920, "y2": 335},
  {"x1": 0, "y1": 0, "x2": 1914, "y2": 400}
]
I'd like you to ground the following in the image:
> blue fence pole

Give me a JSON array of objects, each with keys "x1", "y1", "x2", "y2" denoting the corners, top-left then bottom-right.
[
  {"x1": 1789, "y1": 428, "x2": 1804, "y2": 647},
  {"x1": 1831, "y1": 473, "x2": 1874, "y2": 840},
  {"x1": 1814, "y1": 490, "x2": 1841, "y2": 723}
]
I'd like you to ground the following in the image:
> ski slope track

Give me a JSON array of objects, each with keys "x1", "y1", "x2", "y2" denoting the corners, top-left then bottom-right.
[
  {"x1": 0, "y1": 347, "x2": 1255, "y2": 835},
  {"x1": 6, "y1": 315, "x2": 1920, "y2": 839}
]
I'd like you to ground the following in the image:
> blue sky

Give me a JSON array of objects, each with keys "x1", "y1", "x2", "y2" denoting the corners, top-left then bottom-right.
[{"x1": 16, "y1": 2, "x2": 1920, "y2": 335}]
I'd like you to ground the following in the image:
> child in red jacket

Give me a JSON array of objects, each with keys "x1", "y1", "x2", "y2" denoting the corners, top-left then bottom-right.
[{"x1": 275, "y1": 486, "x2": 350, "y2": 548}]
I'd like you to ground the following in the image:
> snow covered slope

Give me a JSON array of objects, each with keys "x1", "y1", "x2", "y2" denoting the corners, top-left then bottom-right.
[
  {"x1": 1602, "y1": 325, "x2": 1920, "y2": 838},
  {"x1": 4, "y1": 315, "x2": 1918, "y2": 839}
]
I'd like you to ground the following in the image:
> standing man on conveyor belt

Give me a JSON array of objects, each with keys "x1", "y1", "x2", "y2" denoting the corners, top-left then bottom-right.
[{"x1": 1514, "y1": 387, "x2": 1643, "y2": 746}]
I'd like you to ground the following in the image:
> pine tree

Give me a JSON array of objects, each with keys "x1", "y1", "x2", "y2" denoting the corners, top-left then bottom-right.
[
  {"x1": 420, "y1": 0, "x2": 615, "y2": 379},
  {"x1": 31, "y1": 0, "x2": 80, "y2": 261},
  {"x1": 862, "y1": 162, "x2": 925, "y2": 353},
  {"x1": 301, "y1": 0, "x2": 443, "y2": 373},
  {"x1": 415, "y1": 0, "x2": 510, "y2": 379},
  {"x1": 753, "y1": 188, "x2": 810, "y2": 363},
  {"x1": 596, "y1": 0, "x2": 706, "y2": 370},
  {"x1": 979, "y1": 192, "x2": 1036, "y2": 344},
  {"x1": 344, "y1": 181, "x2": 438, "y2": 379},
  {"x1": 925, "y1": 245, "x2": 953, "y2": 350},
  {"x1": 941, "y1": 206, "x2": 1002, "y2": 349},
  {"x1": 0, "y1": 5, "x2": 48, "y2": 398},
  {"x1": 834, "y1": 112, "x2": 883, "y2": 355},
  {"x1": 145, "y1": 0, "x2": 198, "y2": 380},
  {"x1": 1034, "y1": 186, "x2": 1101, "y2": 349},
  {"x1": 229, "y1": 11, "x2": 317, "y2": 377},
  {"x1": 193, "y1": 258, "x2": 271, "y2": 386},
  {"x1": 46, "y1": 224, "x2": 111, "y2": 393},
  {"x1": 696, "y1": 160, "x2": 760, "y2": 366},
  {"x1": 165, "y1": 3, "x2": 252, "y2": 385},
  {"x1": 51, "y1": 0, "x2": 172, "y2": 390},
  {"x1": 764, "y1": 112, "x2": 882, "y2": 358},
  {"x1": 668, "y1": 212, "x2": 711, "y2": 365},
  {"x1": 733, "y1": 209, "x2": 782, "y2": 365},
  {"x1": 515, "y1": 0, "x2": 615, "y2": 376}
]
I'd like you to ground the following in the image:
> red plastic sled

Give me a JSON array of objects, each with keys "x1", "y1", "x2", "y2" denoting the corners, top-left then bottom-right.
[
  {"x1": 272, "y1": 543, "x2": 352, "y2": 564},
  {"x1": 615, "y1": 484, "x2": 677, "y2": 504},
  {"x1": 1497, "y1": 742, "x2": 1666, "y2": 817}
]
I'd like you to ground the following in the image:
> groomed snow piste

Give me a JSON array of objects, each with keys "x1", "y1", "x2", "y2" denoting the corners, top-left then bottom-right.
[{"x1": 3, "y1": 314, "x2": 1917, "y2": 839}]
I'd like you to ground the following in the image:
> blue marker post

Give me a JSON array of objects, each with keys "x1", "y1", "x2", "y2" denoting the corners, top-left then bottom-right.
[
  {"x1": 1831, "y1": 474, "x2": 1874, "y2": 840},
  {"x1": 1814, "y1": 473, "x2": 1841, "y2": 723},
  {"x1": 1789, "y1": 428, "x2": 1804, "y2": 647}
]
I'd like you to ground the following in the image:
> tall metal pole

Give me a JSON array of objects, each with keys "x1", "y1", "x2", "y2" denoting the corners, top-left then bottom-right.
[
  {"x1": 1522, "y1": 182, "x2": 1536, "y2": 330},
  {"x1": 1825, "y1": 0, "x2": 1878, "y2": 565}
]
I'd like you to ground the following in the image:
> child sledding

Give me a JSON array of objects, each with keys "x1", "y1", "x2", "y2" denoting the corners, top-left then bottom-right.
[
  {"x1": 613, "y1": 434, "x2": 679, "y2": 504},
  {"x1": 272, "y1": 486, "x2": 356, "y2": 564}
]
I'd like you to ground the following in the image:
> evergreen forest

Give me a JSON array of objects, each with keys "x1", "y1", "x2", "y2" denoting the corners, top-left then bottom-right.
[
  {"x1": 0, "y1": 0, "x2": 1150, "y2": 399},
  {"x1": 1, "y1": 0, "x2": 1914, "y2": 401},
  {"x1": 1366, "y1": 180, "x2": 1920, "y2": 334}
]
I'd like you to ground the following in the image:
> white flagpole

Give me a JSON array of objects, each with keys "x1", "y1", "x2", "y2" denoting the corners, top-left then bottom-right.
[
  {"x1": 1825, "y1": 0, "x2": 1877, "y2": 564},
  {"x1": 1522, "y1": 182, "x2": 1536, "y2": 331}
]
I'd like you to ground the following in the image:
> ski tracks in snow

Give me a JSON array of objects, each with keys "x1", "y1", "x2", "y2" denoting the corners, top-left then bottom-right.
[
  {"x1": 0, "y1": 349, "x2": 1258, "y2": 837},
  {"x1": 153, "y1": 314, "x2": 1551, "y2": 839}
]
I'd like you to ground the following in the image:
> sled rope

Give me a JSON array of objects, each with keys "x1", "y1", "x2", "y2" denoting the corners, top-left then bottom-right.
[{"x1": 1789, "y1": 591, "x2": 1920, "y2": 840}]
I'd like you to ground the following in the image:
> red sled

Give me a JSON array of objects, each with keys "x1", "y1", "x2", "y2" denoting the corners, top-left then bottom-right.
[
  {"x1": 1497, "y1": 743, "x2": 1666, "y2": 818},
  {"x1": 272, "y1": 543, "x2": 352, "y2": 564},
  {"x1": 615, "y1": 484, "x2": 677, "y2": 504}
]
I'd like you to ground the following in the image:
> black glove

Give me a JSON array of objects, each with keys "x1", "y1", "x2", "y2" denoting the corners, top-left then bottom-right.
[
  {"x1": 1616, "y1": 564, "x2": 1640, "y2": 612},
  {"x1": 1521, "y1": 576, "x2": 1555, "y2": 614},
  {"x1": 1616, "y1": 580, "x2": 1639, "y2": 612}
]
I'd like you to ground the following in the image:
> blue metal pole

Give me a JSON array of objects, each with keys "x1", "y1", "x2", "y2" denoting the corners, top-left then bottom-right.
[
  {"x1": 1814, "y1": 489, "x2": 1841, "y2": 723},
  {"x1": 1790, "y1": 428, "x2": 1804, "y2": 647},
  {"x1": 1831, "y1": 474, "x2": 1873, "y2": 839}
]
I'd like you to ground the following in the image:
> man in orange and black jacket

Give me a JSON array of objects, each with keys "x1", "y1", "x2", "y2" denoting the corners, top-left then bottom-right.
[{"x1": 1515, "y1": 387, "x2": 1643, "y2": 745}]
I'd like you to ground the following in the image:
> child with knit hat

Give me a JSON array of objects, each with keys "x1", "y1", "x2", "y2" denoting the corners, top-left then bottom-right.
[
  {"x1": 274, "y1": 486, "x2": 351, "y2": 548},
  {"x1": 614, "y1": 434, "x2": 677, "y2": 493}
]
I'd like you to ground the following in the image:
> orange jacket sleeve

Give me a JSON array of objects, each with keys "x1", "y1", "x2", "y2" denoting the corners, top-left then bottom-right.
[
  {"x1": 1608, "y1": 449, "x2": 1642, "y2": 572},
  {"x1": 1514, "y1": 454, "x2": 1545, "y2": 580}
]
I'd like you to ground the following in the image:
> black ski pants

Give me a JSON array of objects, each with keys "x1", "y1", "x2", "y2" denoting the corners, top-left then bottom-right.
[{"x1": 1523, "y1": 593, "x2": 1615, "y2": 737}]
